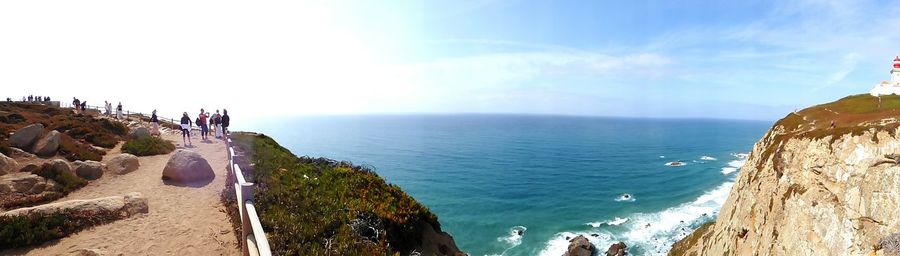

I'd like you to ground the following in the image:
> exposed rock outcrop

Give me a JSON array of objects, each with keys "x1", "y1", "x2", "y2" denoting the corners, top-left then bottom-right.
[
  {"x1": 606, "y1": 242, "x2": 627, "y2": 256},
  {"x1": 105, "y1": 154, "x2": 139, "y2": 175},
  {"x1": 32, "y1": 130, "x2": 61, "y2": 157},
  {"x1": 0, "y1": 153, "x2": 17, "y2": 175},
  {"x1": 565, "y1": 235, "x2": 595, "y2": 256},
  {"x1": 10, "y1": 123, "x2": 43, "y2": 149},
  {"x1": 161, "y1": 149, "x2": 214, "y2": 183},
  {"x1": 672, "y1": 95, "x2": 900, "y2": 256},
  {"x1": 0, "y1": 172, "x2": 62, "y2": 208},
  {"x1": 417, "y1": 219, "x2": 465, "y2": 256},
  {"x1": 1, "y1": 191, "x2": 148, "y2": 217},
  {"x1": 73, "y1": 160, "x2": 104, "y2": 180}
]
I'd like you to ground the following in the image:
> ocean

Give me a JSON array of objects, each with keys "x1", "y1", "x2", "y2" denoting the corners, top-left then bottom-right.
[{"x1": 238, "y1": 115, "x2": 771, "y2": 255}]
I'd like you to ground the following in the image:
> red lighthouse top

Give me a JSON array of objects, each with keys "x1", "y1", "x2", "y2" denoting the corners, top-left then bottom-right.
[{"x1": 895, "y1": 56, "x2": 900, "y2": 68}]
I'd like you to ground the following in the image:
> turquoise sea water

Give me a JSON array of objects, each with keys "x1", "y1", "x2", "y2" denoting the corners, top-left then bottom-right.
[{"x1": 238, "y1": 115, "x2": 770, "y2": 255}]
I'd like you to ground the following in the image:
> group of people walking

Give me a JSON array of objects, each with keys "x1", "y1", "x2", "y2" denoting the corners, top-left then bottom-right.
[
  {"x1": 177, "y1": 108, "x2": 230, "y2": 147},
  {"x1": 23, "y1": 95, "x2": 51, "y2": 102},
  {"x1": 103, "y1": 101, "x2": 123, "y2": 119}
]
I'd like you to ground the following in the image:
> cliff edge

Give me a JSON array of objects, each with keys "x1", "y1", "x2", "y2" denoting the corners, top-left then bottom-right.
[{"x1": 671, "y1": 94, "x2": 900, "y2": 256}]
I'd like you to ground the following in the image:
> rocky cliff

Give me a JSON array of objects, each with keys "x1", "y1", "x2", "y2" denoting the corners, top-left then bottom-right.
[{"x1": 671, "y1": 94, "x2": 900, "y2": 256}]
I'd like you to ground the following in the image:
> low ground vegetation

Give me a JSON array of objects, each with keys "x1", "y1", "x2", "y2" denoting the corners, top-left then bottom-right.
[
  {"x1": 122, "y1": 137, "x2": 175, "y2": 156},
  {"x1": 225, "y1": 132, "x2": 443, "y2": 255}
]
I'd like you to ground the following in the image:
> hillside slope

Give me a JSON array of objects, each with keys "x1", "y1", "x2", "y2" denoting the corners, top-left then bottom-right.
[
  {"x1": 227, "y1": 133, "x2": 464, "y2": 255},
  {"x1": 671, "y1": 94, "x2": 900, "y2": 256}
]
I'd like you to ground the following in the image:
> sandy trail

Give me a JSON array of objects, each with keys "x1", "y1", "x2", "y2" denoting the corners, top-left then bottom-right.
[{"x1": 4, "y1": 131, "x2": 240, "y2": 255}]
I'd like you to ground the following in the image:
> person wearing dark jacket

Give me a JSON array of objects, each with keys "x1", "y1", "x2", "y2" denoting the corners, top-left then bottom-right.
[
  {"x1": 150, "y1": 110, "x2": 160, "y2": 136},
  {"x1": 180, "y1": 112, "x2": 192, "y2": 146},
  {"x1": 222, "y1": 109, "x2": 230, "y2": 137}
]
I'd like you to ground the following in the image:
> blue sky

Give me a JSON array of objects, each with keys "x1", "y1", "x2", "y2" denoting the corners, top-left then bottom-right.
[
  {"x1": 337, "y1": 0, "x2": 900, "y2": 120},
  {"x1": 2, "y1": 0, "x2": 900, "y2": 120}
]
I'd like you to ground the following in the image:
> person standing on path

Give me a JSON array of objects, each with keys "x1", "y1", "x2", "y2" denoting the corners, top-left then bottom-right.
[
  {"x1": 116, "y1": 102, "x2": 123, "y2": 119},
  {"x1": 222, "y1": 109, "x2": 230, "y2": 138},
  {"x1": 81, "y1": 101, "x2": 87, "y2": 114},
  {"x1": 150, "y1": 110, "x2": 160, "y2": 136},
  {"x1": 212, "y1": 110, "x2": 223, "y2": 139},
  {"x1": 180, "y1": 112, "x2": 193, "y2": 146},
  {"x1": 198, "y1": 109, "x2": 209, "y2": 141}
]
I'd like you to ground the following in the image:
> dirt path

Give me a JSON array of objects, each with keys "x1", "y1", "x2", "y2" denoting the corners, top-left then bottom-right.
[{"x1": 4, "y1": 131, "x2": 240, "y2": 255}]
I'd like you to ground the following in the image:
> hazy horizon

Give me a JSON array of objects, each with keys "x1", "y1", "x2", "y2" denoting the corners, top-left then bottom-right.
[{"x1": 2, "y1": 1, "x2": 899, "y2": 121}]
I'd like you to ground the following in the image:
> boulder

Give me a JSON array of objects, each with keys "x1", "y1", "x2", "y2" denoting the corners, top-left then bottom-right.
[
  {"x1": 564, "y1": 235, "x2": 595, "y2": 256},
  {"x1": 74, "y1": 160, "x2": 104, "y2": 180},
  {"x1": 106, "y1": 154, "x2": 140, "y2": 175},
  {"x1": 1, "y1": 192, "x2": 148, "y2": 217},
  {"x1": 128, "y1": 127, "x2": 151, "y2": 139},
  {"x1": 10, "y1": 123, "x2": 44, "y2": 149},
  {"x1": 0, "y1": 153, "x2": 17, "y2": 175},
  {"x1": 32, "y1": 130, "x2": 61, "y2": 156},
  {"x1": 19, "y1": 163, "x2": 40, "y2": 173},
  {"x1": 0, "y1": 172, "x2": 61, "y2": 195},
  {"x1": 161, "y1": 149, "x2": 214, "y2": 183},
  {"x1": 46, "y1": 159, "x2": 72, "y2": 175},
  {"x1": 8, "y1": 147, "x2": 36, "y2": 158},
  {"x1": 606, "y1": 241, "x2": 627, "y2": 256}
]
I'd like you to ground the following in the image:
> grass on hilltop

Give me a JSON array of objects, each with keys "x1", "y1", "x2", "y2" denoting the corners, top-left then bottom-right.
[
  {"x1": 224, "y1": 132, "x2": 442, "y2": 255},
  {"x1": 0, "y1": 208, "x2": 126, "y2": 249},
  {"x1": 122, "y1": 136, "x2": 175, "y2": 156}
]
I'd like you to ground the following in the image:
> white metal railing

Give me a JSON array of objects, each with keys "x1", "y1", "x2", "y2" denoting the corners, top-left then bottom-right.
[{"x1": 227, "y1": 138, "x2": 272, "y2": 256}]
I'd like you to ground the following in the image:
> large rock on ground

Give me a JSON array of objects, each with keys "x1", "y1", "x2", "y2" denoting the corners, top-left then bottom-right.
[
  {"x1": 161, "y1": 149, "x2": 214, "y2": 183},
  {"x1": 10, "y1": 123, "x2": 44, "y2": 149},
  {"x1": 565, "y1": 235, "x2": 595, "y2": 256},
  {"x1": 46, "y1": 159, "x2": 72, "y2": 174},
  {"x1": 73, "y1": 160, "x2": 104, "y2": 180},
  {"x1": 605, "y1": 241, "x2": 627, "y2": 256},
  {"x1": 0, "y1": 172, "x2": 61, "y2": 195},
  {"x1": 32, "y1": 130, "x2": 61, "y2": 156},
  {"x1": 1, "y1": 192, "x2": 148, "y2": 217},
  {"x1": 0, "y1": 153, "x2": 17, "y2": 175},
  {"x1": 106, "y1": 154, "x2": 140, "y2": 175},
  {"x1": 128, "y1": 127, "x2": 150, "y2": 139}
]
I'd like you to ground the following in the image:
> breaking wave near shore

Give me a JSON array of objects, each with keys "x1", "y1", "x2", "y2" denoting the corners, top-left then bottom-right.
[{"x1": 537, "y1": 153, "x2": 748, "y2": 256}]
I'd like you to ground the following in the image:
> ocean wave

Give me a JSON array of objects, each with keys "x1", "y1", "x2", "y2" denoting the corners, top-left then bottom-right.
[
  {"x1": 588, "y1": 217, "x2": 629, "y2": 228},
  {"x1": 487, "y1": 226, "x2": 527, "y2": 256},
  {"x1": 720, "y1": 167, "x2": 738, "y2": 175},
  {"x1": 539, "y1": 182, "x2": 733, "y2": 256},
  {"x1": 699, "y1": 156, "x2": 717, "y2": 161}
]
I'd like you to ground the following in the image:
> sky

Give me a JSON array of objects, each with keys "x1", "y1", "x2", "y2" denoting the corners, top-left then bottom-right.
[{"x1": 2, "y1": 0, "x2": 900, "y2": 121}]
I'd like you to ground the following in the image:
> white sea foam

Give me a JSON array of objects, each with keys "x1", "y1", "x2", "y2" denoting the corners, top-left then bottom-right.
[
  {"x1": 587, "y1": 217, "x2": 629, "y2": 228},
  {"x1": 700, "y1": 156, "x2": 717, "y2": 161},
  {"x1": 539, "y1": 182, "x2": 734, "y2": 256},
  {"x1": 538, "y1": 231, "x2": 613, "y2": 256},
  {"x1": 659, "y1": 155, "x2": 666, "y2": 158},
  {"x1": 720, "y1": 167, "x2": 738, "y2": 175},
  {"x1": 665, "y1": 161, "x2": 686, "y2": 166},
  {"x1": 614, "y1": 194, "x2": 636, "y2": 202},
  {"x1": 488, "y1": 226, "x2": 527, "y2": 256}
]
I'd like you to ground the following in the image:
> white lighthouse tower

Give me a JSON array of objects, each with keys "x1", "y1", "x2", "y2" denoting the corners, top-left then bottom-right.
[{"x1": 870, "y1": 56, "x2": 900, "y2": 96}]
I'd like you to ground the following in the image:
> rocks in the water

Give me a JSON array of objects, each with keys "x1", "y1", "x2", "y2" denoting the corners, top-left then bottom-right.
[
  {"x1": 606, "y1": 241, "x2": 627, "y2": 256},
  {"x1": 74, "y1": 160, "x2": 104, "y2": 180},
  {"x1": 161, "y1": 149, "x2": 214, "y2": 183},
  {"x1": 564, "y1": 235, "x2": 595, "y2": 256},
  {"x1": 0, "y1": 153, "x2": 17, "y2": 175},
  {"x1": 32, "y1": 130, "x2": 61, "y2": 156},
  {"x1": 128, "y1": 127, "x2": 151, "y2": 139},
  {"x1": 1, "y1": 192, "x2": 148, "y2": 217},
  {"x1": 106, "y1": 154, "x2": 140, "y2": 175},
  {"x1": 10, "y1": 123, "x2": 44, "y2": 149}
]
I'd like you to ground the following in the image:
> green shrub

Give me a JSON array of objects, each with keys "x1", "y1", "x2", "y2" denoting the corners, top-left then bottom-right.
[
  {"x1": 100, "y1": 119, "x2": 128, "y2": 136},
  {"x1": 0, "y1": 208, "x2": 125, "y2": 249},
  {"x1": 86, "y1": 133, "x2": 118, "y2": 149},
  {"x1": 58, "y1": 135, "x2": 103, "y2": 162},
  {"x1": 122, "y1": 137, "x2": 175, "y2": 156},
  {"x1": 227, "y1": 132, "x2": 441, "y2": 255},
  {"x1": 33, "y1": 163, "x2": 88, "y2": 192}
]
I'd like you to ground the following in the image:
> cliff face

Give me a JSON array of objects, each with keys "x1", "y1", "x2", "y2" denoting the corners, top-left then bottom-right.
[{"x1": 673, "y1": 95, "x2": 900, "y2": 256}]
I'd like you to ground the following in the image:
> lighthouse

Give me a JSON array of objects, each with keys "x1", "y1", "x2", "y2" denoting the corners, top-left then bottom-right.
[{"x1": 869, "y1": 56, "x2": 900, "y2": 96}]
